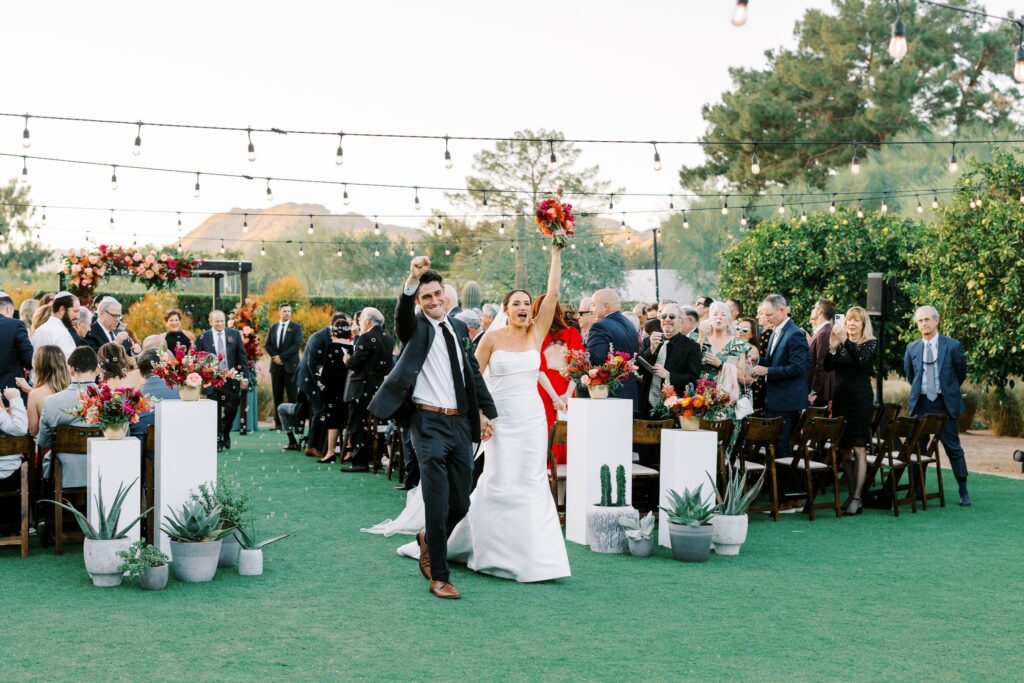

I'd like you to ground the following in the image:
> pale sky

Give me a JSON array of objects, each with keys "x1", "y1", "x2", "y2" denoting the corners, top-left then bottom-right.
[{"x1": 5, "y1": 0, "x2": 1018, "y2": 250}]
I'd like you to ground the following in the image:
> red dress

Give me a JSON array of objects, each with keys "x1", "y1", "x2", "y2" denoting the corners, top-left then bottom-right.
[{"x1": 537, "y1": 327, "x2": 585, "y2": 465}]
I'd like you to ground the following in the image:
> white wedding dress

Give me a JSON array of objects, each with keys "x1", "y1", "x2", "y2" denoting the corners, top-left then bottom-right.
[{"x1": 396, "y1": 349, "x2": 571, "y2": 583}]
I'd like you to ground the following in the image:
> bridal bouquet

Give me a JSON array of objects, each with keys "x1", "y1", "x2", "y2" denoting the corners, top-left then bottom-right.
[
  {"x1": 659, "y1": 379, "x2": 733, "y2": 421},
  {"x1": 65, "y1": 384, "x2": 154, "y2": 429},
  {"x1": 152, "y1": 344, "x2": 237, "y2": 389},
  {"x1": 562, "y1": 345, "x2": 637, "y2": 393},
  {"x1": 534, "y1": 187, "x2": 575, "y2": 249}
]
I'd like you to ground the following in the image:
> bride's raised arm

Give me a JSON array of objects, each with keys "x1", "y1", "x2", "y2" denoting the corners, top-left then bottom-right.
[{"x1": 533, "y1": 245, "x2": 562, "y2": 341}]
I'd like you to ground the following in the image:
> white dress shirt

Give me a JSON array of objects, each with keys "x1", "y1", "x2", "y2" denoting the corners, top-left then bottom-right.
[
  {"x1": 647, "y1": 339, "x2": 669, "y2": 406},
  {"x1": 412, "y1": 313, "x2": 464, "y2": 411},
  {"x1": 921, "y1": 336, "x2": 941, "y2": 397},
  {"x1": 277, "y1": 321, "x2": 288, "y2": 347},
  {"x1": 767, "y1": 317, "x2": 791, "y2": 358},
  {"x1": 31, "y1": 315, "x2": 77, "y2": 359}
]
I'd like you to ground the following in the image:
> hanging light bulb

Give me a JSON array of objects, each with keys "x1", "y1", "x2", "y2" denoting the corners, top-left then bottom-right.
[
  {"x1": 851, "y1": 145, "x2": 861, "y2": 175},
  {"x1": 969, "y1": 195, "x2": 976, "y2": 209},
  {"x1": 800, "y1": 206, "x2": 808, "y2": 223},
  {"x1": 880, "y1": 196, "x2": 889, "y2": 214},
  {"x1": 132, "y1": 122, "x2": 142, "y2": 156},
  {"x1": 40, "y1": 207, "x2": 47, "y2": 227},
  {"x1": 509, "y1": 244, "x2": 515, "y2": 253},
  {"x1": 242, "y1": 214, "x2": 249, "y2": 233},
  {"x1": 608, "y1": 195, "x2": 615, "y2": 211},
  {"x1": 220, "y1": 240, "x2": 226, "y2": 255},
  {"x1": 299, "y1": 243, "x2": 304, "y2": 257},
  {"x1": 721, "y1": 197, "x2": 729, "y2": 216},
  {"x1": 21, "y1": 114, "x2": 31, "y2": 149},
  {"x1": 444, "y1": 135, "x2": 453, "y2": 169},
  {"x1": 740, "y1": 212, "x2": 748, "y2": 227},
  {"x1": 542, "y1": 244, "x2": 548, "y2": 251},
  {"x1": 374, "y1": 217, "x2": 381, "y2": 236},
  {"x1": 343, "y1": 184, "x2": 350, "y2": 206},
  {"x1": 409, "y1": 248, "x2": 415, "y2": 257},
  {"x1": 548, "y1": 140, "x2": 558, "y2": 171},
  {"x1": 337, "y1": 246, "x2": 343, "y2": 257},
  {"x1": 177, "y1": 241, "x2": 182, "y2": 252},
  {"x1": 750, "y1": 146, "x2": 760, "y2": 175},
  {"x1": 620, "y1": 214, "x2": 627, "y2": 231},
  {"x1": 975, "y1": 192, "x2": 983, "y2": 208},
  {"x1": 888, "y1": 6, "x2": 907, "y2": 61},
  {"x1": 856, "y1": 202, "x2": 865, "y2": 219},
  {"x1": 177, "y1": 212, "x2": 182, "y2": 231},
  {"x1": 193, "y1": 172, "x2": 201, "y2": 198},
  {"x1": 652, "y1": 142, "x2": 662, "y2": 171},
  {"x1": 570, "y1": 242, "x2": 576, "y2": 250},
  {"x1": 916, "y1": 196, "x2": 924, "y2": 213},
  {"x1": 260, "y1": 242, "x2": 266, "y2": 256},
  {"x1": 308, "y1": 216, "x2": 314, "y2": 235},
  {"x1": 109, "y1": 209, "x2": 115, "y2": 228},
  {"x1": 414, "y1": 187, "x2": 421, "y2": 211},
  {"x1": 778, "y1": 199, "x2": 786, "y2": 215},
  {"x1": 1015, "y1": 40, "x2": 1024, "y2": 83},
  {"x1": 445, "y1": 246, "x2": 451, "y2": 256},
  {"x1": 626, "y1": 234, "x2": 632, "y2": 244},
  {"x1": 482, "y1": 191, "x2": 488, "y2": 207},
  {"x1": 247, "y1": 127, "x2": 256, "y2": 162},
  {"x1": 933, "y1": 194, "x2": 940, "y2": 209},
  {"x1": 266, "y1": 178, "x2": 273, "y2": 202},
  {"x1": 683, "y1": 211, "x2": 690, "y2": 229},
  {"x1": 668, "y1": 195, "x2": 675, "y2": 211},
  {"x1": 436, "y1": 221, "x2": 443, "y2": 237},
  {"x1": 948, "y1": 143, "x2": 958, "y2": 173},
  {"x1": 599, "y1": 238, "x2": 605, "y2": 247},
  {"x1": 110, "y1": 165, "x2": 118, "y2": 191},
  {"x1": 499, "y1": 222, "x2": 506, "y2": 235},
  {"x1": 731, "y1": 0, "x2": 749, "y2": 27},
  {"x1": 829, "y1": 195, "x2": 837, "y2": 214},
  {"x1": 336, "y1": 133, "x2": 344, "y2": 165},
  {"x1": 20, "y1": 156, "x2": 27, "y2": 182}
]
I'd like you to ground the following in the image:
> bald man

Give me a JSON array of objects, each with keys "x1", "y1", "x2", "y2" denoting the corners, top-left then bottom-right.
[
  {"x1": 578, "y1": 296, "x2": 594, "y2": 343},
  {"x1": 586, "y1": 288, "x2": 639, "y2": 412},
  {"x1": 443, "y1": 284, "x2": 462, "y2": 317},
  {"x1": 195, "y1": 310, "x2": 249, "y2": 451},
  {"x1": 342, "y1": 307, "x2": 395, "y2": 472}
]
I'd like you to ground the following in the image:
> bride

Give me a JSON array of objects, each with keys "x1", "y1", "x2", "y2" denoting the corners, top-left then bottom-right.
[{"x1": 396, "y1": 244, "x2": 570, "y2": 582}]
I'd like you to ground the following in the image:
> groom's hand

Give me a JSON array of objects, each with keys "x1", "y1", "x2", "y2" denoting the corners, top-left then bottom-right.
[
  {"x1": 479, "y1": 413, "x2": 495, "y2": 442},
  {"x1": 409, "y1": 255, "x2": 431, "y2": 280}
]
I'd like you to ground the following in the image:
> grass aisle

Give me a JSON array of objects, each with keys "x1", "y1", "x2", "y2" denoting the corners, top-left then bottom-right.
[{"x1": 6, "y1": 431, "x2": 1024, "y2": 682}]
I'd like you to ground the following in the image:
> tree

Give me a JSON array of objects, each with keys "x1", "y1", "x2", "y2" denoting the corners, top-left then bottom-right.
[
  {"x1": 680, "y1": 0, "x2": 1021, "y2": 193},
  {"x1": 0, "y1": 179, "x2": 53, "y2": 270}
]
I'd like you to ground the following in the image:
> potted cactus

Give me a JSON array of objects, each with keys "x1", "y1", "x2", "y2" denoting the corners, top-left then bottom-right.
[
  {"x1": 586, "y1": 463, "x2": 638, "y2": 553},
  {"x1": 117, "y1": 539, "x2": 171, "y2": 590},
  {"x1": 708, "y1": 463, "x2": 765, "y2": 556},
  {"x1": 161, "y1": 499, "x2": 232, "y2": 583},
  {"x1": 618, "y1": 511, "x2": 655, "y2": 557},
  {"x1": 661, "y1": 485, "x2": 716, "y2": 562},
  {"x1": 43, "y1": 477, "x2": 151, "y2": 587},
  {"x1": 234, "y1": 518, "x2": 292, "y2": 576}
]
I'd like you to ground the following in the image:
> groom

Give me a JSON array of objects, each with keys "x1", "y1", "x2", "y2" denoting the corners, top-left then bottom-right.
[{"x1": 369, "y1": 256, "x2": 497, "y2": 599}]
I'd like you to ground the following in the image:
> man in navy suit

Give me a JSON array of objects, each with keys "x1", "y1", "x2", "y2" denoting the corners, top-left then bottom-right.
[
  {"x1": 587, "y1": 288, "x2": 640, "y2": 413},
  {"x1": 195, "y1": 310, "x2": 249, "y2": 451},
  {"x1": 904, "y1": 305, "x2": 971, "y2": 505},
  {"x1": 751, "y1": 294, "x2": 810, "y2": 455},
  {"x1": 85, "y1": 297, "x2": 138, "y2": 356},
  {"x1": 0, "y1": 293, "x2": 33, "y2": 400}
]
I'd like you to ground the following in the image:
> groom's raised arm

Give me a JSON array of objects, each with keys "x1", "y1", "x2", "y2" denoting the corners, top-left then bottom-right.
[{"x1": 396, "y1": 256, "x2": 430, "y2": 344}]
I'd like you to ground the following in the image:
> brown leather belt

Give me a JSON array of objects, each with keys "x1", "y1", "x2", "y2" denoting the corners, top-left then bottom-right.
[{"x1": 415, "y1": 404, "x2": 463, "y2": 416}]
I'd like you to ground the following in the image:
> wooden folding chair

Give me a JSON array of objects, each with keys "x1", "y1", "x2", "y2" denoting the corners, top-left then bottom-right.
[
  {"x1": 630, "y1": 419, "x2": 674, "y2": 512},
  {"x1": 52, "y1": 425, "x2": 103, "y2": 555},
  {"x1": 733, "y1": 417, "x2": 783, "y2": 521},
  {"x1": 868, "y1": 403, "x2": 901, "y2": 464},
  {"x1": 775, "y1": 417, "x2": 846, "y2": 520},
  {"x1": 0, "y1": 435, "x2": 33, "y2": 557},
  {"x1": 865, "y1": 415, "x2": 921, "y2": 516},
  {"x1": 699, "y1": 418, "x2": 735, "y2": 492},
  {"x1": 142, "y1": 425, "x2": 155, "y2": 545},
  {"x1": 911, "y1": 413, "x2": 947, "y2": 510}
]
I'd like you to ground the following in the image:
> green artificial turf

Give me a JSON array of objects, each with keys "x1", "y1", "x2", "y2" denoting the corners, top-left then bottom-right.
[{"x1": 5, "y1": 431, "x2": 1024, "y2": 682}]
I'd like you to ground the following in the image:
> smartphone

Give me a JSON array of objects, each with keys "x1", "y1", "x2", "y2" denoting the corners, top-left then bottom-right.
[{"x1": 834, "y1": 313, "x2": 845, "y2": 328}]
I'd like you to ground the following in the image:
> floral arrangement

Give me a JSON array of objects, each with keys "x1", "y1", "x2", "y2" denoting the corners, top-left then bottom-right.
[
  {"x1": 659, "y1": 379, "x2": 734, "y2": 421},
  {"x1": 561, "y1": 345, "x2": 637, "y2": 393},
  {"x1": 534, "y1": 187, "x2": 575, "y2": 249},
  {"x1": 152, "y1": 344, "x2": 237, "y2": 389},
  {"x1": 229, "y1": 299, "x2": 263, "y2": 369},
  {"x1": 62, "y1": 245, "x2": 202, "y2": 303},
  {"x1": 64, "y1": 383, "x2": 154, "y2": 428}
]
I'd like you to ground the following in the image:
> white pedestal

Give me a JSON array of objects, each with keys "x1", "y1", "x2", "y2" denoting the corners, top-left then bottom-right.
[
  {"x1": 154, "y1": 400, "x2": 218, "y2": 555},
  {"x1": 659, "y1": 429, "x2": 718, "y2": 548},
  {"x1": 87, "y1": 437, "x2": 141, "y2": 544},
  {"x1": 566, "y1": 397, "x2": 634, "y2": 545}
]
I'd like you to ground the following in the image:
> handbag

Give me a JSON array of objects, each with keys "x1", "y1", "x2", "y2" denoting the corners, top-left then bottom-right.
[{"x1": 735, "y1": 386, "x2": 754, "y2": 420}]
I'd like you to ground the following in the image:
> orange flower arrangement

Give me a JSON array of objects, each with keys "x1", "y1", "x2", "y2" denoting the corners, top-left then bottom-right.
[
  {"x1": 659, "y1": 379, "x2": 733, "y2": 420},
  {"x1": 62, "y1": 245, "x2": 201, "y2": 304},
  {"x1": 535, "y1": 188, "x2": 576, "y2": 248}
]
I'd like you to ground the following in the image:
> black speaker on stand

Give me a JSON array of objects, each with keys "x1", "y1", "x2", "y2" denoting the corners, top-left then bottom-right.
[{"x1": 866, "y1": 273, "x2": 896, "y2": 402}]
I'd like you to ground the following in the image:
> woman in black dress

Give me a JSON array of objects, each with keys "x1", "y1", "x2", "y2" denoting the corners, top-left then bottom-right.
[
  {"x1": 824, "y1": 306, "x2": 878, "y2": 515},
  {"x1": 164, "y1": 309, "x2": 193, "y2": 352},
  {"x1": 317, "y1": 315, "x2": 354, "y2": 463}
]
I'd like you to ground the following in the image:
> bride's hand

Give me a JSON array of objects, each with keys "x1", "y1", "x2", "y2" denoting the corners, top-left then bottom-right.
[
  {"x1": 552, "y1": 397, "x2": 567, "y2": 412},
  {"x1": 479, "y1": 414, "x2": 496, "y2": 442}
]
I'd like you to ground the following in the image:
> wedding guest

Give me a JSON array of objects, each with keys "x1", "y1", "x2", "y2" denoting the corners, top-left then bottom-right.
[
  {"x1": 278, "y1": 390, "x2": 310, "y2": 452},
  {"x1": 129, "y1": 349, "x2": 181, "y2": 441},
  {"x1": 195, "y1": 310, "x2": 249, "y2": 451},
  {"x1": 164, "y1": 308, "x2": 193, "y2": 352},
  {"x1": 31, "y1": 292, "x2": 78, "y2": 359},
  {"x1": 807, "y1": 298, "x2": 836, "y2": 407},
  {"x1": 97, "y1": 343, "x2": 144, "y2": 390},
  {"x1": 736, "y1": 317, "x2": 766, "y2": 411},
  {"x1": 341, "y1": 308, "x2": 394, "y2": 472},
  {"x1": 694, "y1": 296, "x2": 713, "y2": 321},
  {"x1": 578, "y1": 296, "x2": 595, "y2": 344},
  {"x1": 679, "y1": 306, "x2": 700, "y2": 340},
  {"x1": 727, "y1": 298, "x2": 743, "y2": 321},
  {"x1": 639, "y1": 303, "x2": 701, "y2": 421},
  {"x1": 587, "y1": 288, "x2": 639, "y2": 412},
  {"x1": 0, "y1": 387, "x2": 27, "y2": 437},
  {"x1": 632, "y1": 303, "x2": 649, "y2": 331},
  {"x1": 534, "y1": 293, "x2": 585, "y2": 465},
  {"x1": 318, "y1": 315, "x2": 353, "y2": 465},
  {"x1": 904, "y1": 305, "x2": 971, "y2": 505},
  {"x1": 20, "y1": 346, "x2": 69, "y2": 436},
  {"x1": 643, "y1": 317, "x2": 662, "y2": 340},
  {"x1": 824, "y1": 306, "x2": 878, "y2": 515},
  {"x1": 264, "y1": 303, "x2": 304, "y2": 431},
  {"x1": 455, "y1": 309, "x2": 484, "y2": 350},
  {"x1": 0, "y1": 292, "x2": 33, "y2": 397},
  {"x1": 480, "y1": 304, "x2": 499, "y2": 332},
  {"x1": 36, "y1": 346, "x2": 100, "y2": 481},
  {"x1": 87, "y1": 297, "x2": 138, "y2": 356},
  {"x1": 73, "y1": 307, "x2": 93, "y2": 344},
  {"x1": 697, "y1": 301, "x2": 750, "y2": 386},
  {"x1": 750, "y1": 294, "x2": 809, "y2": 455},
  {"x1": 19, "y1": 299, "x2": 38, "y2": 330},
  {"x1": 443, "y1": 284, "x2": 461, "y2": 316},
  {"x1": 30, "y1": 303, "x2": 52, "y2": 336},
  {"x1": 296, "y1": 312, "x2": 344, "y2": 458}
]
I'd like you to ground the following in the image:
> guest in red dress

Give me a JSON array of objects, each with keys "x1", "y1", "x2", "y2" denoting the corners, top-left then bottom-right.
[{"x1": 533, "y1": 295, "x2": 584, "y2": 465}]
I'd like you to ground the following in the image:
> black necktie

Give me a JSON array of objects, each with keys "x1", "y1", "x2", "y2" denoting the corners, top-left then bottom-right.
[{"x1": 439, "y1": 321, "x2": 468, "y2": 413}]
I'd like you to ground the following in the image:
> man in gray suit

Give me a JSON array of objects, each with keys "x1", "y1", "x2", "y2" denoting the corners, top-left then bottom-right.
[{"x1": 37, "y1": 346, "x2": 100, "y2": 487}]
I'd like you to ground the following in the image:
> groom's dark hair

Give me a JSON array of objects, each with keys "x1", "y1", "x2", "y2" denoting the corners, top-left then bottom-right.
[{"x1": 417, "y1": 269, "x2": 444, "y2": 293}]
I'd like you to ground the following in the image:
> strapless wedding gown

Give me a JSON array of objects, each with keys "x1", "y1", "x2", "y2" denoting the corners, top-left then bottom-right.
[{"x1": 397, "y1": 349, "x2": 570, "y2": 582}]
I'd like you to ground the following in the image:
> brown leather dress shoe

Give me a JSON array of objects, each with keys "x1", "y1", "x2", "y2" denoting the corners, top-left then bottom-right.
[
  {"x1": 416, "y1": 531, "x2": 431, "y2": 581},
  {"x1": 429, "y1": 580, "x2": 461, "y2": 599},
  {"x1": 304, "y1": 448, "x2": 322, "y2": 458}
]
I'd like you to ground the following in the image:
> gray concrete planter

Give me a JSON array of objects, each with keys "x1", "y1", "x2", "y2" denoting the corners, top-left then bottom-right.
[
  {"x1": 218, "y1": 529, "x2": 240, "y2": 567},
  {"x1": 627, "y1": 537, "x2": 654, "y2": 557},
  {"x1": 667, "y1": 522, "x2": 713, "y2": 562},
  {"x1": 710, "y1": 514, "x2": 748, "y2": 556},
  {"x1": 170, "y1": 539, "x2": 222, "y2": 582},
  {"x1": 83, "y1": 537, "x2": 132, "y2": 587},
  {"x1": 587, "y1": 505, "x2": 635, "y2": 554},
  {"x1": 238, "y1": 548, "x2": 264, "y2": 576},
  {"x1": 140, "y1": 564, "x2": 169, "y2": 591}
]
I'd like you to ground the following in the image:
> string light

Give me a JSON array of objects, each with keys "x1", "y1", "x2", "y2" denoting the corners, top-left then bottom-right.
[
  {"x1": 932, "y1": 194, "x2": 939, "y2": 209},
  {"x1": 414, "y1": 187, "x2": 421, "y2": 211},
  {"x1": 477, "y1": 245, "x2": 483, "y2": 255},
  {"x1": 445, "y1": 246, "x2": 451, "y2": 256},
  {"x1": 343, "y1": 184, "x2": 349, "y2": 206},
  {"x1": 177, "y1": 212, "x2": 182, "y2": 230},
  {"x1": 247, "y1": 127, "x2": 256, "y2": 162},
  {"x1": 109, "y1": 208, "x2": 115, "y2": 228},
  {"x1": 949, "y1": 142, "x2": 958, "y2": 173},
  {"x1": 731, "y1": 0, "x2": 749, "y2": 26},
  {"x1": 800, "y1": 205, "x2": 808, "y2": 222},
  {"x1": 299, "y1": 242, "x2": 304, "y2": 257},
  {"x1": 975, "y1": 192, "x2": 983, "y2": 208},
  {"x1": 880, "y1": 195, "x2": 889, "y2": 214},
  {"x1": 20, "y1": 156, "x2": 27, "y2": 181},
  {"x1": 242, "y1": 214, "x2": 249, "y2": 233},
  {"x1": 21, "y1": 114, "x2": 30, "y2": 148},
  {"x1": 856, "y1": 202, "x2": 864, "y2": 219},
  {"x1": 220, "y1": 239, "x2": 226, "y2": 255},
  {"x1": 499, "y1": 222, "x2": 505, "y2": 235},
  {"x1": 668, "y1": 195, "x2": 675, "y2": 211},
  {"x1": 374, "y1": 217, "x2": 380, "y2": 236},
  {"x1": 851, "y1": 144, "x2": 861, "y2": 175},
  {"x1": 308, "y1": 216, "x2": 314, "y2": 235},
  {"x1": 608, "y1": 194, "x2": 615, "y2": 210},
  {"x1": 682, "y1": 211, "x2": 689, "y2": 229},
  {"x1": 916, "y1": 196, "x2": 924, "y2": 213},
  {"x1": 570, "y1": 242, "x2": 576, "y2": 250},
  {"x1": 436, "y1": 221, "x2": 443, "y2": 236},
  {"x1": 132, "y1": 122, "x2": 142, "y2": 156},
  {"x1": 482, "y1": 191, "x2": 488, "y2": 207},
  {"x1": 193, "y1": 172, "x2": 201, "y2": 198},
  {"x1": 777, "y1": 198, "x2": 786, "y2": 215},
  {"x1": 969, "y1": 195, "x2": 976, "y2": 209},
  {"x1": 652, "y1": 142, "x2": 662, "y2": 171},
  {"x1": 599, "y1": 238, "x2": 605, "y2": 247},
  {"x1": 177, "y1": 241, "x2": 182, "y2": 252},
  {"x1": 829, "y1": 195, "x2": 837, "y2": 214},
  {"x1": 444, "y1": 135, "x2": 453, "y2": 169},
  {"x1": 110, "y1": 164, "x2": 118, "y2": 191},
  {"x1": 336, "y1": 133, "x2": 344, "y2": 165},
  {"x1": 740, "y1": 212, "x2": 748, "y2": 227},
  {"x1": 265, "y1": 178, "x2": 273, "y2": 202},
  {"x1": 888, "y1": 2, "x2": 907, "y2": 61},
  {"x1": 548, "y1": 140, "x2": 557, "y2": 171},
  {"x1": 621, "y1": 214, "x2": 627, "y2": 230},
  {"x1": 409, "y1": 248, "x2": 415, "y2": 256},
  {"x1": 337, "y1": 246, "x2": 343, "y2": 257},
  {"x1": 40, "y1": 206, "x2": 46, "y2": 226},
  {"x1": 750, "y1": 145, "x2": 760, "y2": 175},
  {"x1": 260, "y1": 241, "x2": 266, "y2": 256},
  {"x1": 721, "y1": 196, "x2": 729, "y2": 216}
]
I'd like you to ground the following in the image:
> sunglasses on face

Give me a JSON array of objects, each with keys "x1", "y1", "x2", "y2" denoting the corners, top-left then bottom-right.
[
  {"x1": 579, "y1": 310, "x2": 593, "y2": 315},
  {"x1": 658, "y1": 314, "x2": 678, "y2": 320},
  {"x1": 736, "y1": 327, "x2": 751, "y2": 333}
]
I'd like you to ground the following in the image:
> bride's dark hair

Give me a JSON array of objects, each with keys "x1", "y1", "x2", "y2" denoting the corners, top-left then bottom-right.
[{"x1": 501, "y1": 289, "x2": 531, "y2": 312}]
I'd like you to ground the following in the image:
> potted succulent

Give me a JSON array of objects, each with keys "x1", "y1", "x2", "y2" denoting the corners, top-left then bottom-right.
[
  {"x1": 117, "y1": 539, "x2": 171, "y2": 590},
  {"x1": 708, "y1": 463, "x2": 765, "y2": 556},
  {"x1": 618, "y1": 511, "x2": 655, "y2": 557},
  {"x1": 152, "y1": 344, "x2": 238, "y2": 401},
  {"x1": 63, "y1": 384, "x2": 155, "y2": 440},
  {"x1": 190, "y1": 477, "x2": 252, "y2": 567},
  {"x1": 234, "y1": 518, "x2": 292, "y2": 576},
  {"x1": 161, "y1": 499, "x2": 232, "y2": 583},
  {"x1": 586, "y1": 464, "x2": 637, "y2": 553},
  {"x1": 660, "y1": 485, "x2": 716, "y2": 562},
  {"x1": 43, "y1": 477, "x2": 151, "y2": 586}
]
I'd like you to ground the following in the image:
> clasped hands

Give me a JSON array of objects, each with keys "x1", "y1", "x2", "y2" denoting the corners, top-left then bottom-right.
[{"x1": 479, "y1": 413, "x2": 496, "y2": 442}]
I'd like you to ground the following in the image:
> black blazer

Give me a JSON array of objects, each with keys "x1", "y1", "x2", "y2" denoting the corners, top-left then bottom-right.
[
  {"x1": 369, "y1": 291, "x2": 496, "y2": 442},
  {"x1": 265, "y1": 321, "x2": 304, "y2": 373},
  {"x1": 586, "y1": 310, "x2": 640, "y2": 412},
  {"x1": 85, "y1": 320, "x2": 133, "y2": 355},
  {"x1": 0, "y1": 316, "x2": 33, "y2": 394},
  {"x1": 639, "y1": 333, "x2": 702, "y2": 417},
  {"x1": 345, "y1": 325, "x2": 394, "y2": 402},
  {"x1": 195, "y1": 327, "x2": 248, "y2": 376},
  {"x1": 296, "y1": 326, "x2": 332, "y2": 407},
  {"x1": 759, "y1": 318, "x2": 810, "y2": 413}
]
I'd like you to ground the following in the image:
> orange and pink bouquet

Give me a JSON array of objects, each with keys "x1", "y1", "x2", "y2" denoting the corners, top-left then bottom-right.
[
  {"x1": 534, "y1": 187, "x2": 575, "y2": 248},
  {"x1": 64, "y1": 384, "x2": 155, "y2": 428},
  {"x1": 561, "y1": 345, "x2": 637, "y2": 393},
  {"x1": 660, "y1": 379, "x2": 733, "y2": 420},
  {"x1": 152, "y1": 344, "x2": 238, "y2": 389}
]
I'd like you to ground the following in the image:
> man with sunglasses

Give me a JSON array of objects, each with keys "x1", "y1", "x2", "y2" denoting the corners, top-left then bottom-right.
[
  {"x1": 578, "y1": 296, "x2": 594, "y2": 344},
  {"x1": 85, "y1": 296, "x2": 137, "y2": 355},
  {"x1": 639, "y1": 303, "x2": 701, "y2": 422}
]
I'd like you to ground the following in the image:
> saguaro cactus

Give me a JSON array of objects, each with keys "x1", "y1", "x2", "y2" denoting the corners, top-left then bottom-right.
[
  {"x1": 615, "y1": 464, "x2": 626, "y2": 507},
  {"x1": 461, "y1": 281, "x2": 482, "y2": 310},
  {"x1": 599, "y1": 464, "x2": 612, "y2": 506}
]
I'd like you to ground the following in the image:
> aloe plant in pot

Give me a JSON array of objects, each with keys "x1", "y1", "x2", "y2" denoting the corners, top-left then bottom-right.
[
  {"x1": 586, "y1": 463, "x2": 637, "y2": 553},
  {"x1": 708, "y1": 463, "x2": 765, "y2": 556},
  {"x1": 190, "y1": 477, "x2": 252, "y2": 567},
  {"x1": 234, "y1": 519, "x2": 292, "y2": 576},
  {"x1": 43, "y1": 477, "x2": 151, "y2": 587},
  {"x1": 660, "y1": 485, "x2": 716, "y2": 562},
  {"x1": 161, "y1": 499, "x2": 232, "y2": 583},
  {"x1": 618, "y1": 511, "x2": 655, "y2": 557}
]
